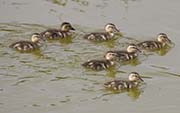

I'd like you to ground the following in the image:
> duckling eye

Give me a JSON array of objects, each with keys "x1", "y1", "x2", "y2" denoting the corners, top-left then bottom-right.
[
  {"x1": 130, "y1": 46, "x2": 137, "y2": 50},
  {"x1": 110, "y1": 26, "x2": 115, "y2": 29},
  {"x1": 64, "y1": 25, "x2": 68, "y2": 28},
  {"x1": 110, "y1": 53, "x2": 117, "y2": 57},
  {"x1": 135, "y1": 75, "x2": 138, "y2": 78}
]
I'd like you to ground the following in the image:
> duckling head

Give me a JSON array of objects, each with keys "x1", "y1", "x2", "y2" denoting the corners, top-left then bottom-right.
[
  {"x1": 128, "y1": 72, "x2": 144, "y2": 82},
  {"x1": 127, "y1": 44, "x2": 141, "y2": 53},
  {"x1": 157, "y1": 33, "x2": 171, "y2": 44},
  {"x1": 31, "y1": 33, "x2": 44, "y2": 43},
  {"x1": 104, "y1": 51, "x2": 118, "y2": 61},
  {"x1": 60, "y1": 22, "x2": 75, "y2": 32},
  {"x1": 105, "y1": 23, "x2": 119, "y2": 34}
]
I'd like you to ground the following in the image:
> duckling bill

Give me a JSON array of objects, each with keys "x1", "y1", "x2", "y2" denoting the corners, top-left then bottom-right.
[
  {"x1": 83, "y1": 23, "x2": 120, "y2": 41},
  {"x1": 104, "y1": 72, "x2": 144, "y2": 90}
]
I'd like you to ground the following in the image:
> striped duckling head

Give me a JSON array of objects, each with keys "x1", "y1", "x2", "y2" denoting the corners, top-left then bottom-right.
[
  {"x1": 60, "y1": 22, "x2": 75, "y2": 32},
  {"x1": 105, "y1": 23, "x2": 120, "y2": 34},
  {"x1": 31, "y1": 33, "x2": 44, "y2": 43},
  {"x1": 104, "y1": 51, "x2": 118, "y2": 61},
  {"x1": 157, "y1": 33, "x2": 171, "y2": 44},
  {"x1": 128, "y1": 72, "x2": 144, "y2": 82},
  {"x1": 127, "y1": 44, "x2": 141, "y2": 53}
]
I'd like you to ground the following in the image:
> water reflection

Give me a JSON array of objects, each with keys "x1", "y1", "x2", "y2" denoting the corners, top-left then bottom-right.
[
  {"x1": 45, "y1": 36, "x2": 73, "y2": 45},
  {"x1": 127, "y1": 88, "x2": 143, "y2": 100},
  {"x1": 94, "y1": 87, "x2": 144, "y2": 100},
  {"x1": 120, "y1": 58, "x2": 141, "y2": 66},
  {"x1": 141, "y1": 46, "x2": 173, "y2": 56},
  {"x1": 156, "y1": 48, "x2": 172, "y2": 56}
]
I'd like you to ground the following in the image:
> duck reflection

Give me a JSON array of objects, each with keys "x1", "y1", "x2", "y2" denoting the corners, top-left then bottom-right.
[
  {"x1": 93, "y1": 86, "x2": 144, "y2": 101},
  {"x1": 156, "y1": 46, "x2": 173, "y2": 56},
  {"x1": 105, "y1": 87, "x2": 143, "y2": 100}
]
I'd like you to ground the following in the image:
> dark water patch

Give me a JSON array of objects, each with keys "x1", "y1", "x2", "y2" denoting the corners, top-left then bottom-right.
[
  {"x1": 140, "y1": 75, "x2": 153, "y2": 79},
  {"x1": 50, "y1": 76, "x2": 70, "y2": 81},
  {"x1": 47, "y1": 0, "x2": 89, "y2": 7},
  {"x1": 158, "y1": 71, "x2": 180, "y2": 78},
  {"x1": 50, "y1": 103, "x2": 56, "y2": 106},
  {"x1": 13, "y1": 79, "x2": 29, "y2": 86},
  {"x1": 0, "y1": 28, "x2": 17, "y2": 33},
  {"x1": 0, "y1": 88, "x2": 4, "y2": 92},
  {"x1": 150, "y1": 65, "x2": 170, "y2": 70},
  {"x1": 0, "y1": 73, "x2": 18, "y2": 77},
  {"x1": 32, "y1": 104, "x2": 41, "y2": 107},
  {"x1": 11, "y1": 2, "x2": 28, "y2": 6},
  {"x1": 59, "y1": 98, "x2": 71, "y2": 103},
  {"x1": 18, "y1": 76, "x2": 39, "y2": 80},
  {"x1": 81, "y1": 88, "x2": 96, "y2": 92}
]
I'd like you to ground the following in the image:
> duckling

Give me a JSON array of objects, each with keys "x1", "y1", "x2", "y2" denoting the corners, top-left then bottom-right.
[
  {"x1": 41, "y1": 22, "x2": 75, "y2": 40},
  {"x1": 83, "y1": 23, "x2": 120, "y2": 41},
  {"x1": 9, "y1": 33, "x2": 45, "y2": 52},
  {"x1": 104, "y1": 72, "x2": 144, "y2": 90},
  {"x1": 104, "y1": 44, "x2": 141, "y2": 62},
  {"x1": 137, "y1": 33, "x2": 172, "y2": 51},
  {"x1": 82, "y1": 52, "x2": 116, "y2": 71}
]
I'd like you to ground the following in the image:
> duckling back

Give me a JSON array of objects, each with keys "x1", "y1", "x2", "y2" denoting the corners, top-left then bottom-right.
[
  {"x1": 41, "y1": 29, "x2": 72, "y2": 40},
  {"x1": 137, "y1": 41, "x2": 163, "y2": 50},
  {"x1": 10, "y1": 41, "x2": 39, "y2": 52},
  {"x1": 82, "y1": 59, "x2": 114, "y2": 71},
  {"x1": 83, "y1": 32, "x2": 111, "y2": 41},
  {"x1": 104, "y1": 80, "x2": 139, "y2": 90},
  {"x1": 105, "y1": 50, "x2": 138, "y2": 62}
]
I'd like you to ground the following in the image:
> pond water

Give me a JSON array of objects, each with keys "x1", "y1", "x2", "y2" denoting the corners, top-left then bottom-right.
[{"x1": 0, "y1": 0, "x2": 180, "y2": 113}]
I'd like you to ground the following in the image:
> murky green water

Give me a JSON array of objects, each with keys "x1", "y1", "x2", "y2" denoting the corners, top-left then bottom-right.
[{"x1": 0, "y1": 0, "x2": 180, "y2": 113}]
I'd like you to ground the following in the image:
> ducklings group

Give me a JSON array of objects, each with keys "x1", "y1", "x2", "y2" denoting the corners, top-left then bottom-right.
[
  {"x1": 9, "y1": 22, "x2": 75, "y2": 52},
  {"x1": 9, "y1": 22, "x2": 173, "y2": 91}
]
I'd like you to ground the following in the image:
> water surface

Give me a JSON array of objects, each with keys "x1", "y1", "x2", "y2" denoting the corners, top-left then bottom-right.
[{"x1": 0, "y1": 0, "x2": 180, "y2": 113}]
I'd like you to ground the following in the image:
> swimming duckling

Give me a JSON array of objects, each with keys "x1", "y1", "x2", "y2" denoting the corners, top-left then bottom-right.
[
  {"x1": 9, "y1": 33, "x2": 45, "y2": 52},
  {"x1": 105, "y1": 44, "x2": 141, "y2": 62},
  {"x1": 137, "y1": 33, "x2": 172, "y2": 51},
  {"x1": 82, "y1": 52, "x2": 116, "y2": 71},
  {"x1": 82, "y1": 59, "x2": 115, "y2": 71},
  {"x1": 83, "y1": 23, "x2": 120, "y2": 41},
  {"x1": 104, "y1": 72, "x2": 144, "y2": 90},
  {"x1": 41, "y1": 22, "x2": 75, "y2": 40}
]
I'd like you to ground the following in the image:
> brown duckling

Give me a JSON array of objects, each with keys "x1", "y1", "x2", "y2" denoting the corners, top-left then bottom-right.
[
  {"x1": 83, "y1": 23, "x2": 120, "y2": 41},
  {"x1": 9, "y1": 33, "x2": 45, "y2": 52},
  {"x1": 137, "y1": 33, "x2": 172, "y2": 51},
  {"x1": 105, "y1": 44, "x2": 141, "y2": 62},
  {"x1": 104, "y1": 72, "x2": 144, "y2": 90},
  {"x1": 41, "y1": 22, "x2": 75, "y2": 40}
]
